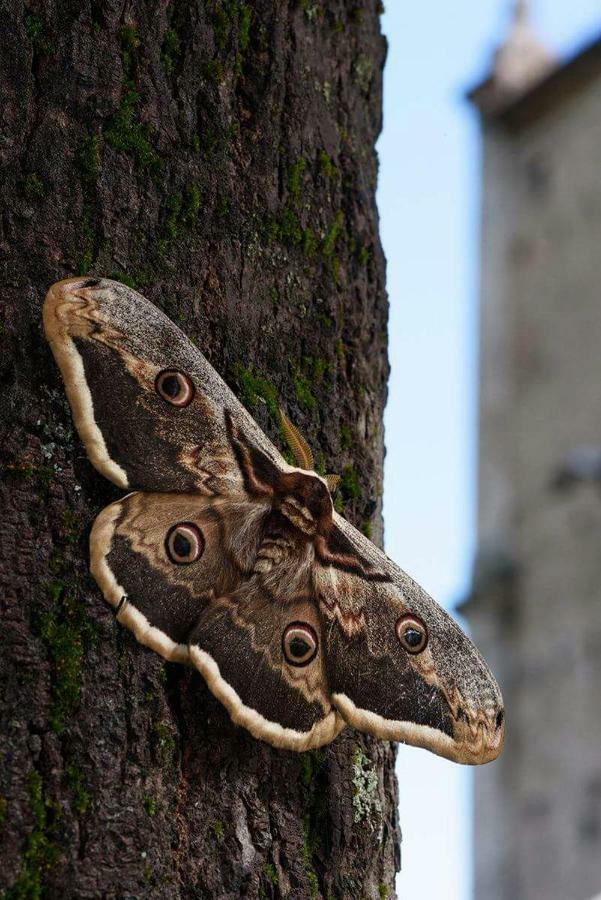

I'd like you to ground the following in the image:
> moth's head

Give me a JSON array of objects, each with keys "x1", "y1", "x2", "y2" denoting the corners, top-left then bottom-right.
[
  {"x1": 277, "y1": 470, "x2": 333, "y2": 535},
  {"x1": 322, "y1": 566, "x2": 505, "y2": 765}
]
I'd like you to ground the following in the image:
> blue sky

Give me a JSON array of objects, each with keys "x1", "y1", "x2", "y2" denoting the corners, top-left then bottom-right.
[{"x1": 378, "y1": 2, "x2": 601, "y2": 898}]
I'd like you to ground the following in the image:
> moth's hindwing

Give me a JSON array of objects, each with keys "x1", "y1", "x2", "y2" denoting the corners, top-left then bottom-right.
[
  {"x1": 90, "y1": 492, "x2": 267, "y2": 660},
  {"x1": 315, "y1": 518, "x2": 505, "y2": 763},
  {"x1": 90, "y1": 492, "x2": 344, "y2": 750},
  {"x1": 188, "y1": 587, "x2": 345, "y2": 751}
]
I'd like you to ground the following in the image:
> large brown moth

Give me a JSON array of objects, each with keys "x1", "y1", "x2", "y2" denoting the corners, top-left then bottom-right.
[{"x1": 43, "y1": 277, "x2": 505, "y2": 762}]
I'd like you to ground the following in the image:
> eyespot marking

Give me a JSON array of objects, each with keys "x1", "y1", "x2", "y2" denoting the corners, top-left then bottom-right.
[
  {"x1": 282, "y1": 622, "x2": 318, "y2": 667},
  {"x1": 155, "y1": 369, "x2": 195, "y2": 408},
  {"x1": 395, "y1": 613, "x2": 428, "y2": 655},
  {"x1": 165, "y1": 522, "x2": 204, "y2": 565}
]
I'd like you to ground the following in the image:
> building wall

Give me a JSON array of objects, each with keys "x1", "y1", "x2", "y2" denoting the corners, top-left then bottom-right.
[{"x1": 471, "y1": 71, "x2": 601, "y2": 900}]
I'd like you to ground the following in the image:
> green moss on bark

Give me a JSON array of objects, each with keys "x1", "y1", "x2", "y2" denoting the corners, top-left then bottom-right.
[
  {"x1": 340, "y1": 465, "x2": 361, "y2": 501},
  {"x1": 23, "y1": 173, "x2": 45, "y2": 200},
  {"x1": 6, "y1": 771, "x2": 61, "y2": 899},
  {"x1": 24, "y1": 13, "x2": 52, "y2": 54},
  {"x1": 65, "y1": 765, "x2": 91, "y2": 815},
  {"x1": 161, "y1": 28, "x2": 181, "y2": 75},
  {"x1": 104, "y1": 26, "x2": 161, "y2": 173},
  {"x1": 104, "y1": 91, "x2": 160, "y2": 172},
  {"x1": 339, "y1": 424, "x2": 353, "y2": 450},
  {"x1": 151, "y1": 720, "x2": 176, "y2": 761}
]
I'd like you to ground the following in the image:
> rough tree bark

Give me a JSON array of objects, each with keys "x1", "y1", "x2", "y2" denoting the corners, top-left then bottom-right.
[{"x1": 0, "y1": 1, "x2": 399, "y2": 897}]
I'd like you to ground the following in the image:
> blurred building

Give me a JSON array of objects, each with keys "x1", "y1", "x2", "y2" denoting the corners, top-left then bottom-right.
[{"x1": 466, "y1": 3, "x2": 601, "y2": 899}]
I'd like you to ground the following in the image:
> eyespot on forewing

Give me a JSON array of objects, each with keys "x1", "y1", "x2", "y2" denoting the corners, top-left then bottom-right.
[
  {"x1": 155, "y1": 369, "x2": 195, "y2": 408},
  {"x1": 395, "y1": 613, "x2": 428, "y2": 654}
]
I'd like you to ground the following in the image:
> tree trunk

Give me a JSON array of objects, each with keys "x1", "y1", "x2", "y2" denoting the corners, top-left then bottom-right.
[{"x1": 0, "y1": 1, "x2": 398, "y2": 897}]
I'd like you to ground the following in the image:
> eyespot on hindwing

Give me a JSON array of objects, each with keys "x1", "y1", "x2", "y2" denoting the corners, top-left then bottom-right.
[
  {"x1": 165, "y1": 522, "x2": 204, "y2": 564},
  {"x1": 282, "y1": 622, "x2": 319, "y2": 667}
]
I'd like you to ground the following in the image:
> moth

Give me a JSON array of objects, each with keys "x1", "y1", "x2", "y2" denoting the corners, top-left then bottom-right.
[{"x1": 43, "y1": 277, "x2": 505, "y2": 761}]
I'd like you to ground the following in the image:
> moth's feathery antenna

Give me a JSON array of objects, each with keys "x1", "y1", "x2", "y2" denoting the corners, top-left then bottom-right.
[
  {"x1": 324, "y1": 474, "x2": 340, "y2": 493},
  {"x1": 278, "y1": 408, "x2": 340, "y2": 493},
  {"x1": 279, "y1": 408, "x2": 314, "y2": 470}
]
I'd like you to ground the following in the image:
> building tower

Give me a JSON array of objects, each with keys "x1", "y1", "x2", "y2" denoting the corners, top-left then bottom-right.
[{"x1": 467, "y1": 3, "x2": 601, "y2": 899}]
